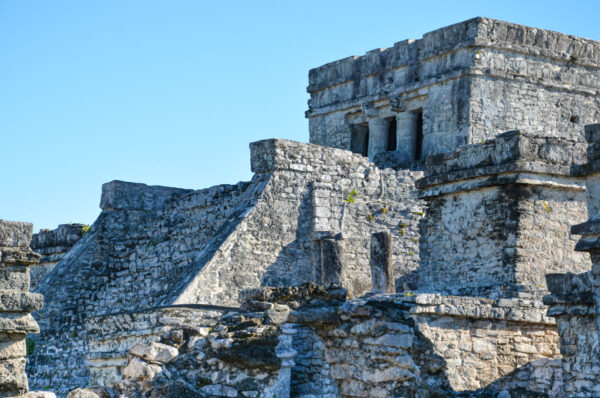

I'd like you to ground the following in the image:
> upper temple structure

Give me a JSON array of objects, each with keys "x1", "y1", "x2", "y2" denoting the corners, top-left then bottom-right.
[{"x1": 4, "y1": 16, "x2": 600, "y2": 398}]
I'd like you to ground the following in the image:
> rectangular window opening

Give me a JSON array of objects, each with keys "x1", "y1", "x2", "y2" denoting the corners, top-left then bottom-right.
[
  {"x1": 387, "y1": 117, "x2": 397, "y2": 151},
  {"x1": 350, "y1": 124, "x2": 369, "y2": 157},
  {"x1": 414, "y1": 110, "x2": 423, "y2": 160}
]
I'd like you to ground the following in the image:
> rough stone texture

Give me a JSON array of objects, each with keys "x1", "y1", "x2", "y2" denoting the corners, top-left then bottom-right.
[
  {"x1": 30, "y1": 224, "x2": 87, "y2": 290},
  {"x1": 307, "y1": 17, "x2": 600, "y2": 161},
  {"x1": 0, "y1": 220, "x2": 43, "y2": 398},
  {"x1": 544, "y1": 271, "x2": 599, "y2": 397},
  {"x1": 257, "y1": 285, "x2": 561, "y2": 397},
  {"x1": 417, "y1": 130, "x2": 590, "y2": 299},
  {"x1": 369, "y1": 231, "x2": 394, "y2": 293},
  {"x1": 542, "y1": 124, "x2": 600, "y2": 397},
  {"x1": 28, "y1": 140, "x2": 422, "y2": 394},
  {"x1": 111, "y1": 294, "x2": 297, "y2": 398},
  {"x1": 15, "y1": 18, "x2": 600, "y2": 398}
]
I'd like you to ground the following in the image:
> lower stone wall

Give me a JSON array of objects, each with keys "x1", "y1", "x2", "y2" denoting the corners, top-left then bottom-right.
[
  {"x1": 545, "y1": 271, "x2": 600, "y2": 397},
  {"x1": 84, "y1": 307, "x2": 221, "y2": 389},
  {"x1": 290, "y1": 325, "x2": 338, "y2": 398},
  {"x1": 28, "y1": 307, "x2": 226, "y2": 397},
  {"x1": 288, "y1": 291, "x2": 564, "y2": 397}
]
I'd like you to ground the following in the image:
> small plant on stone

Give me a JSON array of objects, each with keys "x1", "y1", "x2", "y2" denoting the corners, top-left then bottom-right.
[
  {"x1": 404, "y1": 291, "x2": 415, "y2": 297},
  {"x1": 381, "y1": 206, "x2": 388, "y2": 214},
  {"x1": 368, "y1": 214, "x2": 374, "y2": 221},
  {"x1": 408, "y1": 251, "x2": 414, "y2": 256},
  {"x1": 80, "y1": 225, "x2": 90, "y2": 236},
  {"x1": 26, "y1": 337, "x2": 35, "y2": 355},
  {"x1": 197, "y1": 378, "x2": 210, "y2": 387},
  {"x1": 543, "y1": 201, "x2": 552, "y2": 213},
  {"x1": 344, "y1": 189, "x2": 358, "y2": 203},
  {"x1": 399, "y1": 229, "x2": 405, "y2": 236},
  {"x1": 413, "y1": 211, "x2": 425, "y2": 216}
]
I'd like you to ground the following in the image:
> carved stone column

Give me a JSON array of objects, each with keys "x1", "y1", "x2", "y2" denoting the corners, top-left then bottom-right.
[
  {"x1": 367, "y1": 118, "x2": 389, "y2": 161},
  {"x1": 396, "y1": 112, "x2": 418, "y2": 162}
]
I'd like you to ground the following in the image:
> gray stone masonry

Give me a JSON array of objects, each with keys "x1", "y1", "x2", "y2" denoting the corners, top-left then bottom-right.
[
  {"x1": 30, "y1": 224, "x2": 87, "y2": 290},
  {"x1": 19, "y1": 18, "x2": 600, "y2": 398},
  {"x1": 0, "y1": 220, "x2": 44, "y2": 397},
  {"x1": 417, "y1": 129, "x2": 591, "y2": 299},
  {"x1": 544, "y1": 123, "x2": 600, "y2": 397},
  {"x1": 28, "y1": 139, "x2": 423, "y2": 394},
  {"x1": 308, "y1": 17, "x2": 600, "y2": 163}
]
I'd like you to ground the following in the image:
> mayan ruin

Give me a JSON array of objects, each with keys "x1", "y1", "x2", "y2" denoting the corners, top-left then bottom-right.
[{"x1": 3, "y1": 15, "x2": 600, "y2": 398}]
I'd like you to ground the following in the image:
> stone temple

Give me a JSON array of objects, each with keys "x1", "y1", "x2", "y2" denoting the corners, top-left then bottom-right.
[{"x1": 2, "y1": 16, "x2": 600, "y2": 398}]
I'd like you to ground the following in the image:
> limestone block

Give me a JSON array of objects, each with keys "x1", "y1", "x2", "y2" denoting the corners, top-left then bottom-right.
[
  {"x1": 361, "y1": 367, "x2": 414, "y2": 383},
  {"x1": 130, "y1": 342, "x2": 179, "y2": 364},
  {"x1": 0, "y1": 221, "x2": 32, "y2": 248},
  {"x1": 25, "y1": 392, "x2": 57, "y2": 398},
  {"x1": 0, "y1": 268, "x2": 29, "y2": 291},
  {"x1": 0, "y1": 335, "x2": 25, "y2": 360},
  {"x1": 0, "y1": 291, "x2": 43, "y2": 313},
  {"x1": 66, "y1": 388, "x2": 109, "y2": 398},
  {"x1": 0, "y1": 314, "x2": 39, "y2": 334},
  {"x1": 0, "y1": 357, "x2": 28, "y2": 395},
  {"x1": 122, "y1": 357, "x2": 162, "y2": 380},
  {"x1": 200, "y1": 384, "x2": 238, "y2": 397},
  {"x1": 0, "y1": 248, "x2": 40, "y2": 266}
]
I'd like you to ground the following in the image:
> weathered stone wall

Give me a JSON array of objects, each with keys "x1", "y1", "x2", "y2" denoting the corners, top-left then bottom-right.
[
  {"x1": 28, "y1": 139, "x2": 423, "y2": 394},
  {"x1": 283, "y1": 288, "x2": 561, "y2": 397},
  {"x1": 307, "y1": 17, "x2": 600, "y2": 161},
  {"x1": 545, "y1": 271, "x2": 599, "y2": 397},
  {"x1": 0, "y1": 220, "x2": 44, "y2": 397},
  {"x1": 543, "y1": 124, "x2": 600, "y2": 397},
  {"x1": 416, "y1": 130, "x2": 590, "y2": 299},
  {"x1": 29, "y1": 224, "x2": 86, "y2": 290},
  {"x1": 177, "y1": 139, "x2": 423, "y2": 305},
  {"x1": 411, "y1": 295, "x2": 562, "y2": 394}
]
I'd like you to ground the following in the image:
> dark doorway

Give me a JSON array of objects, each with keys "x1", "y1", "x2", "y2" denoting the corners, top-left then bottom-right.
[
  {"x1": 351, "y1": 124, "x2": 369, "y2": 156},
  {"x1": 387, "y1": 117, "x2": 397, "y2": 151},
  {"x1": 414, "y1": 110, "x2": 423, "y2": 160}
]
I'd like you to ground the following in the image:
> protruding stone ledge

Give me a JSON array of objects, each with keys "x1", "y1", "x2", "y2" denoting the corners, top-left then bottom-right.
[
  {"x1": 0, "y1": 313, "x2": 40, "y2": 334},
  {"x1": 1, "y1": 248, "x2": 41, "y2": 266},
  {"x1": 404, "y1": 294, "x2": 555, "y2": 325},
  {"x1": 417, "y1": 130, "x2": 586, "y2": 195},
  {"x1": 100, "y1": 180, "x2": 191, "y2": 211}
]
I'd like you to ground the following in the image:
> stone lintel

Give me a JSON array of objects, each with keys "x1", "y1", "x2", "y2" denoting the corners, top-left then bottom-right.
[
  {"x1": 417, "y1": 130, "x2": 586, "y2": 195},
  {"x1": 0, "y1": 221, "x2": 33, "y2": 249},
  {"x1": 100, "y1": 180, "x2": 191, "y2": 211}
]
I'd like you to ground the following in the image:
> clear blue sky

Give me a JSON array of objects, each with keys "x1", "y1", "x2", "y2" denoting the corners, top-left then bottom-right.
[{"x1": 2, "y1": 1, "x2": 599, "y2": 231}]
